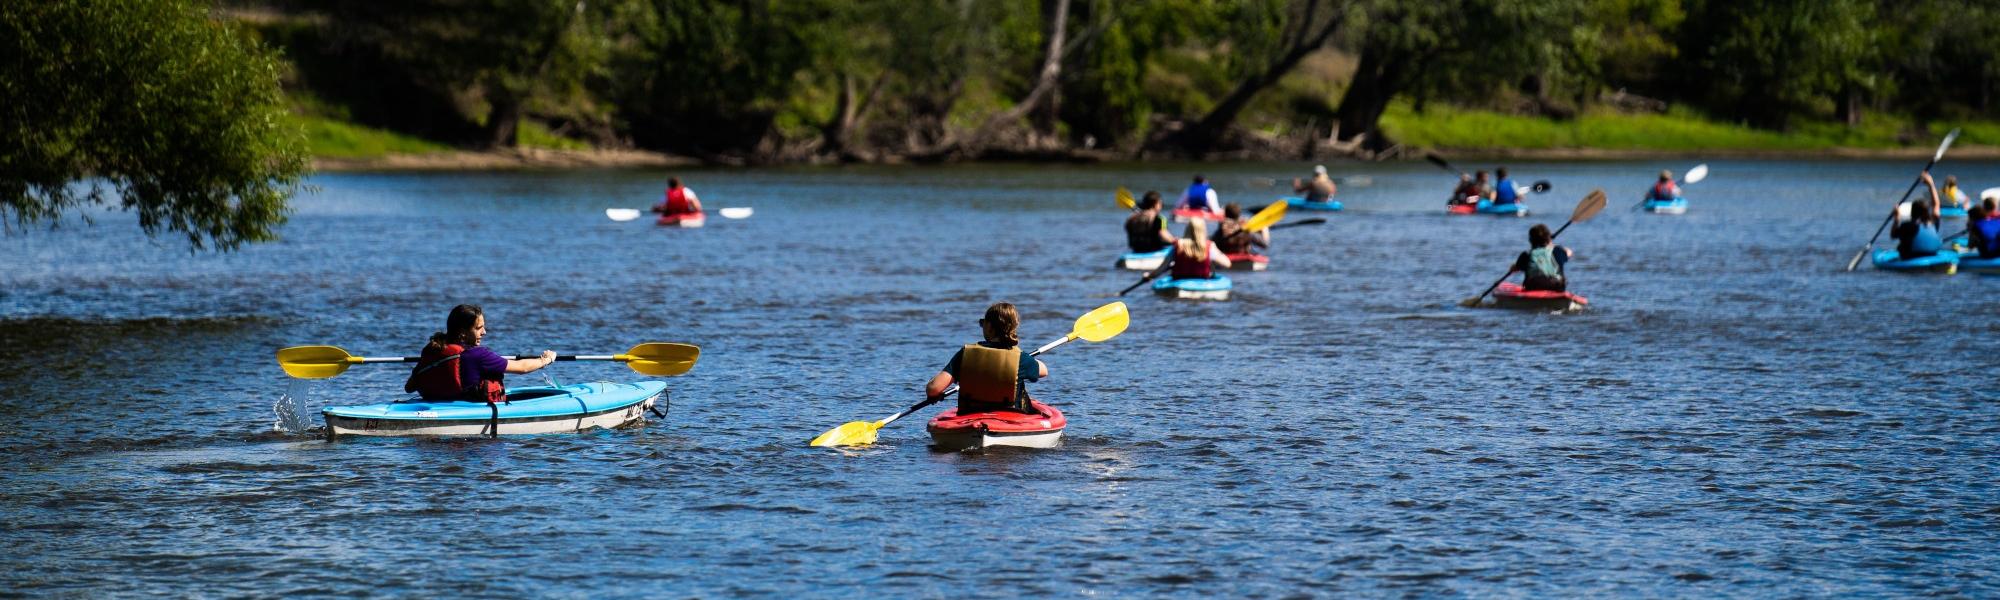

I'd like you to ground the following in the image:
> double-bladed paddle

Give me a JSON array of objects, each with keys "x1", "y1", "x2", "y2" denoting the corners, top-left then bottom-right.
[
  {"x1": 1630, "y1": 164, "x2": 1709, "y2": 211},
  {"x1": 1846, "y1": 129, "x2": 1961, "y2": 271},
  {"x1": 276, "y1": 343, "x2": 701, "y2": 379},
  {"x1": 808, "y1": 302, "x2": 1131, "y2": 447},
  {"x1": 1460, "y1": 189, "x2": 1609, "y2": 307},
  {"x1": 606, "y1": 208, "x2": 753, "y2": 221},
  {"x1": 1115, "y1": 202, "x2": 1286, "y2": 295}
]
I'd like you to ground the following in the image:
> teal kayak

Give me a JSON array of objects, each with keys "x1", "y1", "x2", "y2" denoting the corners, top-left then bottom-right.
[
  {"x1": 322, "y1": 380, "x2": 667, "y2": 439},
  {"x1": 1152, "y1": 275, "x2": 1232, "y2": 300},
  {"x1": 1642, "y1": 197, "x2": 1687, "y2": 214},
  {"x1": 1871, "y1": 249, "x2": 1957, "y2": 273},
  {"x1": 1282, "y1": 197, "x2": 1343, "y2": 211}
]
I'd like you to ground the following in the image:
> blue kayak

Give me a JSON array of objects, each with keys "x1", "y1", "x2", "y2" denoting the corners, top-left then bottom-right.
[
  {"x1": 322, "y1": 380, "x2": 667, "y2": 439},
  {"x1": 1453, "y1": 199, "x2": 1528, "y2": 216},
  {"x1": 1960, "y1": 253, "x2": 2000, "y2": 274},
  {"x1": 1642, "y1": 197, "x2": 1687, "y2": 214},
  {"x1": 1941, "y1": 205, "x2": 1968, "y2": 219},
  {"x1": 1283, "y1": 196, "x2": 1343, "y2": 211},
  {"x1": 1871, "y1": 249, "x2": 1957, "y2": 273},
  {"x1": 1117, "y1": 248, "x2": 1169, "y2": 271},
  {"x1": 1152, "y1": 275, "x2": 1232, "y2": 300}
]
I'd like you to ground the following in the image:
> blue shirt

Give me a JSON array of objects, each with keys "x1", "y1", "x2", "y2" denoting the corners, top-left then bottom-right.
[{"x1": 1494, "y1": 178, "x2": 1519, "y2": 204}]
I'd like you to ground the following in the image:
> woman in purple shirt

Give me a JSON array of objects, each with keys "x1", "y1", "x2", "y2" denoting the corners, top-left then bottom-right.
[{"x1": 405, "y1": 305, "x2": 556, "y2": 402}]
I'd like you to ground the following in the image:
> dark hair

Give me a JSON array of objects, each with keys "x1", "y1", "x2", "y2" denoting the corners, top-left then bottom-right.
[
  {"x1": 1529, "y1": 224, "x2": 1552, "y2": 247},
  {"x1": 1972, "y1": 206, "x2": 1987, "y2": 222},
  {"x1": 1496, "y1": 168, "x2": 1510, "y2": 179},
  {"x1": 1193, "y1": 175, "x2": 1206, "y2": 184},
  {"x1": 424, "y1": 304, "x2": 484, "y2": 354},
  {"x1": 1140, "y1": 191, "x2": 1161, "y2": 210},
  {"x1": 981, "y1": 302, "x2": 1020, "y2": 346},
  {"x1": 1984, "y1": 197, "x2": 1998, "y2": 214},
  {"x1": 667, "y1": 177, "x2": 682, "y2": 189},
  {"x1": 1223, "y1": 202, "x2": 1242, "y2": 219},
  {"x1": 1475, "y1": 170, "x2": 1488, "y2": 179},
  {"x1": 1914, "y1": 199, "x2": 1936, "y2": 225}
]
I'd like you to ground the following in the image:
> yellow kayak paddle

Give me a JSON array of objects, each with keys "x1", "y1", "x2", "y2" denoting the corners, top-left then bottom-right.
[
  {"x1": 1243, "y1": 199, "x2": 1288, "y2": 232},
  {"x1": 809, "y1": 301, "x2": 1131, "y2": 447},
  {"x1": 276, "y1": 342, "x2": 701, "y2": 379},
  {"x1": 1116, "y1": 186, "x2": 1137, "y2": 210}
]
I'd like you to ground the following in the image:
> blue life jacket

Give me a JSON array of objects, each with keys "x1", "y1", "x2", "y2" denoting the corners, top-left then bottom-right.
[
  {"x1": 1906, "y1": 223, "x2": 1943, "y2": 256},
  {"x1": 1976, "y1": 218, "x2": 2000, "y2": 256},
  {"x1": 1181, "y1": 183, "x2": 1213, "y2": 210},
  {"x1": 1494, "y1": 178, "x2": 1519, "y2": 204}
]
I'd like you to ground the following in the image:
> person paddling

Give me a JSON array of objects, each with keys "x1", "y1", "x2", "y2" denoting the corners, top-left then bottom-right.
[
  {"x1": 1647, "y1": 169, "x2": 1681, "y2": 202},
  {"x1": 1450, "y1": 170, "x2": 1493, "y2": 207},
  {"x1": 1292, "y1": 165, "x2": 1337, "y2": 202},
  {"x1": 925, "y1": 302, "x2": 1048, "y2": 415},
  {"x1": 1890, "y1": 173, "x2": 1945, "y2": 259},
  {"x1": 1940, "y1": 175, "x2": 1969, "y2": 212},
  {"x1": 1125, "y1": 191, "x2": 1177, "y2": 253},
  {"x1": 1493, "y1": 167, "x2": 1523, "y2": 207},
  {"x1": 1177, "y1": 175, "x2": 1222, "y2": 217},
  {"x1": 404, "y1": 305, "x2": 556, "y2": 403},
  {"x1": 1211, "y1": 203, "x2": 1270, "y2": 256},
  {"x1": 652, "y1": 177, "x2": 703, "y2": 217},
  {"x1": 1970, "y1": 197, "x2": 2000, "y2": 258},
  {"x1": 1506, "y1": 224, "x2": 1573, "y2": 292},
  {"x1": 1170, "y1": 219, "x2": 1233, "y2": 278}
]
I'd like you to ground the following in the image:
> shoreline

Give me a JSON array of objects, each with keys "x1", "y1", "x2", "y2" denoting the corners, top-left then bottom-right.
[{"x1": 311, "y1": 144, "x2": 2000, "y2": 172}]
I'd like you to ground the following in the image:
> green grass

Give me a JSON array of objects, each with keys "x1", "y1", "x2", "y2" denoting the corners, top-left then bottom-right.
[
  {"x1": 296, "y1": 113, "x2": 452, "y2": 159},
  {"x1": 1381, "y1": 102, "x2": 2000, "y2": 151},
  {"x1": 515, "y1": 121, "x2": 591, "y2": 151}
]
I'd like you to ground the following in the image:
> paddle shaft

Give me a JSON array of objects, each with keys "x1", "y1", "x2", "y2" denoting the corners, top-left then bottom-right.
[
  {"x1": 1120, "y1": 261, "x2": 1173, "y2": 296},
  {"x1": 351, "y1": 354, "x2": 623, "y2": 364},
  {"x1": 1848, "y1": 133, "x2": 1958, "y2": 271},
  {"x1": 1470, "y1": 218, "x2": 1578, "y2": 304},
  {"x1": 875, "y1": 336, "x2": 1076, "y2": 429},
  {"x1": 1267, "y1": 218, "x2": 1326, "y2": 230}
]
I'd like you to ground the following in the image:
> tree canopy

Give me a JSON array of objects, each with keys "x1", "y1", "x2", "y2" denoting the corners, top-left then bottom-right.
[{"x1": 2, "y1": 0, "x2": 307, "y2": 250}]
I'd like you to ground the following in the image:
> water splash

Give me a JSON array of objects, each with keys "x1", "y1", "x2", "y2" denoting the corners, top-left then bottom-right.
[{"x1": 272, "y1": 379, "x2": 316, "y2": 433}]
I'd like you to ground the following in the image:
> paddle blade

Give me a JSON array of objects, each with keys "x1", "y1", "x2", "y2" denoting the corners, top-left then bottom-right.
[
  {"x1": 719, "y1": 207, "x2": 753, "y2": 219},
  {"x1": 1245, "y1": 200, "x2": 1289, "y2": 232},
  {"x1": 1684, "y1": 164, "x2": 1709, "y2": 184},
  {"x1": 606, "y1": 208, "x2": 642, "y2": 222},
  {"x1": 1935, "y1": 128, "x2": 1961, "y2": 161},
  {"x1": 276, "y1": 345, "x2": 358, "y2": 379},
  {"x1": 1979, "y1": 187, "x2": 2000, "y2": 202},
  {"x1": 1071, "y1": 302, "x2": 1130, "y2": 343},
  {"x1": 809, "y1": 419, "x2": 882, "y2": 447},
  {"x1": 1116, "y1": 187, "x2": 1136, "y2": 210},
  {"x1": 621, "y1": 343, "x2": 700, "y2": 376},
  {"x1": 1570, "y1": 189, "x2": 1609, "y2": 223},
  {"x1": 1531, "y1": 180, "x2": 1553, "y2": 193}
]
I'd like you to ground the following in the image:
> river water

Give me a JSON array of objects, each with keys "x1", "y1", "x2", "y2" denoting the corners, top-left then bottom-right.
[{"x1": 3, "y1": 160, "x2": 1997, "y2": 597}]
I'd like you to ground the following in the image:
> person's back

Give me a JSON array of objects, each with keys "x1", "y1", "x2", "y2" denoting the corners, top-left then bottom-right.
[
  {"x1": 929, "y1": 303, "x2": 1045, "y2": 415},
  {"x1": 1211, "y1": 204, "x2": 1268, "y2": 255},
  {"x1": 1179, "y1": 176, "x2": 1218, "y2": 214},
  {"x1": 1650, "y1": 170, "x2": 1680, "y2": 200},
  {"x1": 1170, "y1": 221, "x2": 1229, "y2": 278},
  {"x1": 1294, "y1": 165, "x2": 1335, "y2": 202},
  {"x1": 1511, "y1": 224, "x2": 1569, "y2": 292},
  {"x1": 657, "y1": 176, "x2": 701, "y2": 215},
  {"x1": 1976, "y1": 199, "x2": 2000, "y2": 258},
  {"x1": 1894, "y1": 198, "x2": 1944, "y2": 258},
  {"x1": 1493, "y1": 168, "x2": 1519, "y2": 205},
  {"x1": 1124, "y1": 191, "x2": 1173, "y2": 252}
]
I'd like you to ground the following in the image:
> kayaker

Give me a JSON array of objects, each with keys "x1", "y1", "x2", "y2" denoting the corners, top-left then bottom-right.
[
  {"x1": 925, "y1": 302, "x2": 1048, "y2": 414},
  {"x1": 651, "y1": 177, "x2": 702, "y2": 216},
  {"x1": 1493, "y1": 168, "x2": 1521, "y2": 206},
  {"x1": 1508, "y1": 224, "x2": 1572, "y2": 292},
  {"x1": 1971, "y1": 197, "x2": 2000, "y2": 258},
  {"x1": 1125, "y1": 191, "x2": 1176, "y2": 253},
  {"x1": 1211, "y1": 203, "x2": 1270, "y2": 256},
  {"x1": 1170, "y1": 219, "x2": 1233, "y2": 278},
  {"x1": 1890, "y1": 173, "x2": 1945, "y2": 258},
  {"x1": 1449, "y1": 170, "x2": 1492, "y2": 206},
  {"x1": 404, "y1": 304, "x2": 557, "y2": 403},
  {"x1": 1292, "y1": 165, "x2": 1337, "y2": 202},
  {"x1": 1940, "y1": 175, "x2": 1968, "y2": 211},
  {"x1": 1177, "y1": 175, "x2": 1222, "y2": 216},
  {"x1": 1647, "y1": 169, "x2": 1681, "y2": 201}
]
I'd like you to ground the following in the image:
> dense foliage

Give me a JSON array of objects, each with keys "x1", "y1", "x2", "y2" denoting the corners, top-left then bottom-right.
[{"x1": 2, "y1": 0, "x2": 307, "y2": 250}]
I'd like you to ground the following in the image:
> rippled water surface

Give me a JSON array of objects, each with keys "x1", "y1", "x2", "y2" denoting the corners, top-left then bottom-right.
[{"x1": 4, "y1": 160, "x2": 1999, "y2": 597}]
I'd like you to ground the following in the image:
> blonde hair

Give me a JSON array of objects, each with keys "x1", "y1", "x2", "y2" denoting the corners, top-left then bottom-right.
[
  {"x1": 980, "y1": 302, "x2": 1020, "y2": 346},
  {"x1": 1175, "y1": 220, "x2": 1209, "y2": 261}
]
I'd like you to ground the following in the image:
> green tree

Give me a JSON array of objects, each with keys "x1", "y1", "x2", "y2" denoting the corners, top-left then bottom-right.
[
  {"x1": 1674, "y1": 0, "x2": 1877, "y2": 128},
  {"x1": 1, "y1": 0, "x2": 307, "y2": 251}
]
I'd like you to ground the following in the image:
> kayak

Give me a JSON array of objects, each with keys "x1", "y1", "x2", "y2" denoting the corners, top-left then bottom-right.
[
  {"x1": 1117, "y1": 248, "x2": 1169, "y2": 271},
  {"x1": 1959, "y1": 251, "x2": 2000, "y2": 274},
  {"x1": 1941, "y1": 205, "x2": 1968, "y2": 219},
  {"x1": 1222, "y1": 253, "x2": 1268, "y2": 271},
  {"x1": 1642, "y1": 197, "x2": 1688, "y2": 214},
  {"x1": 1490, "y1": 282, "x2": 1587, "y2": 312},
  {"x1": 321, "y1": 381, "x2": 666, "y2": 439},
  {"x1": 1448, "y1": 199, "x2": 1528, "y2": 216},
  {"x1": 1283, "y1": 196, "x2": 1343, "y2": 211},
  {"x1": 926, "y1": 400, "x2": 1065, "y2": 452},
  {"x1": 657, "y1": 211, "x2": 706, "y2": 228},
  {"x1": 1171, "y1": 208, "x2": 1222, "y2": 223},
  {"x1": 1871, "y1": 249, "x2": 1957, "y2": 273},
  {"x1": 1152, "y1": 275, "x2": 1232, "y2": 300}
]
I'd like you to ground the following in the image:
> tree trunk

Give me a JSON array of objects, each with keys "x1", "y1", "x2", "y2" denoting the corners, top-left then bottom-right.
[
  {"x1": 1331, "y1": 42, "x2": 1403, "y2": 153},
  {"x1": 1146, "y1": 1, "x2": 1347, "y2": 156},
  {"x1": 1836, "y1": 83, "x2": 1863, "y2": 126}
]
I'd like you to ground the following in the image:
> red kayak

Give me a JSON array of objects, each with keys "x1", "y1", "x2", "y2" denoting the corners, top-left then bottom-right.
[
  {"x1": 656, "y1": 211, "x2": 706, "y2": 228},
  {"x1": 1171, "y1": 208, "x2": 1221, "y2": 222},
  {"x1": 1447, "y1": 203, "x2": 1476, "y2": 215},
  {"x1": 1491, "y1": 282, "x2": 1587, "y2": 311},
  {"x1": 1222, "y1": 253, "x2": 1269, "y2": 271},
  {"x1": 926, "y1": 400, "x2": 1065, "y2": 451}
]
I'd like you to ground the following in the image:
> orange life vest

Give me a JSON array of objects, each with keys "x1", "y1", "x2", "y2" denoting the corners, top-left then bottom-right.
[
  {"x1": 405, "y1": 344, "x2": 505, "y2": 403},
  {"x1": 663, "y1": 187, "x2": 693, "y2": 214}
]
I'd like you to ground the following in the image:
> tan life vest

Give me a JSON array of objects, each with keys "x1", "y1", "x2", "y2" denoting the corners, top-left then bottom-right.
[{"x1": 957, "y1": 344, "x2": 1021, "y2": 408}]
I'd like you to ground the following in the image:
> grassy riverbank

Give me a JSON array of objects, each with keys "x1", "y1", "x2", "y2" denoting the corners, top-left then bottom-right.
[{"x1": 1380, "y1": 103, "x2": 2000, "y2": 155}]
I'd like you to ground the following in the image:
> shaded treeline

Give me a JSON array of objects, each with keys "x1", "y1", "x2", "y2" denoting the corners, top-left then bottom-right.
[{"x1": 251, "y1": 0, "x2": 2000, "y2": 163}]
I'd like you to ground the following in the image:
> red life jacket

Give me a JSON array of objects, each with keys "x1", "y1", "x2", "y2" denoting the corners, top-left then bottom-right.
[
  {"x1": 662, "y1": 187, "x2": 692, "y2": 214},
  {"x1": 405, "y1": 344, "x2": 505, "y2": 403},
  {"x1": 1651, "y1": 181, "x2": 1678, "y2": 200},
  {"x1": 1172, "y1": 241, "x2": 1214, "y2": 279}
]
